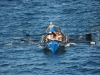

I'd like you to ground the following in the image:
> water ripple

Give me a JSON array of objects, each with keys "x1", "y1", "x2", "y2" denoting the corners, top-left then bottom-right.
[{"x1": 0, "y1": 0, "x2": 100, "y2": 75}]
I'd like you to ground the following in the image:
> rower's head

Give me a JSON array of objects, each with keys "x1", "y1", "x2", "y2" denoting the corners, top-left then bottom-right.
[{"x1": 50, "y1": 22, "x2": 53, "y2": 25}]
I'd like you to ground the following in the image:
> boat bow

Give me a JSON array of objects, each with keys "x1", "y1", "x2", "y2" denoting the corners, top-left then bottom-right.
[{"x1": 47, "y1": 40, "x2": 60, "y2": 53}]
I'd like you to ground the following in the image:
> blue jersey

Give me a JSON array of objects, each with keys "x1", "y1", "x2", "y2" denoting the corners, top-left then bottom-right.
[{"x1": 49, "y1": 25, "x2": 54, "y2": 32}]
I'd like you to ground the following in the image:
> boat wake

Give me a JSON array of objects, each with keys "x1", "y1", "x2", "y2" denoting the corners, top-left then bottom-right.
[{"x1": 65, "y1": 43, "x2": 77, "y2": 47}]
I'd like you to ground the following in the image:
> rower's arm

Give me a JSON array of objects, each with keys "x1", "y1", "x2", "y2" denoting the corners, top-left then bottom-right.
[{"x1": 54, "y1": 25, "x2": 59, "y2": 28}]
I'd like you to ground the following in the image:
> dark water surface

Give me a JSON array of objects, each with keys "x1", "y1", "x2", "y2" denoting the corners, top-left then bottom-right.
[{"x1": 0, "y1": 0, "x2": 100, "y2": 75}]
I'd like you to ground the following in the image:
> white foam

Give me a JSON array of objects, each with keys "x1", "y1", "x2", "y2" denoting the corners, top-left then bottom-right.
[{"x1": 65, "y1": 43, "x2": 77, "y2": 47}]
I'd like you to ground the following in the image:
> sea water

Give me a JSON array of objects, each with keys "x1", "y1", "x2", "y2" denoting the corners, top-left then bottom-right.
[{"x1": 0, "y1": 0, "x2": 100, "y2": 75}]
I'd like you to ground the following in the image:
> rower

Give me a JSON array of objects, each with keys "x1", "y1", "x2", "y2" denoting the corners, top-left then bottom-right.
[
  {"x1": 46, "y1": 32, "x2": 57, "y2": 42},
  {"x1": 45, "y1": 33, "x2": 53, "y2": 42},
  {"x1": 46, "y1": 22, "x2": 59, "y2": 35},
  {"x1": 46, "y1": 22, "x2": 59, "y2": 41},
  {"x1": 56, "y1": 32, "x2": 62, "y2": 41}
]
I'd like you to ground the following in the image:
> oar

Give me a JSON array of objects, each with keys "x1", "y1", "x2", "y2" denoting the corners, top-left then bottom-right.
[
  {"x1": 65, "y1": 35, "x2": 82, "y2": 47},
  {"x1": 20, "y1": 33, "x2": 40, "y2": 43},
  {"x1": 65, "y1": 34, "x2": 96, "y2": 47},
  {"x1": 85, "y1": 34, "x2": 96, "y2": 44},
  {"x1": 71, "y1": 34, "x2": 96, "y2": 45}
]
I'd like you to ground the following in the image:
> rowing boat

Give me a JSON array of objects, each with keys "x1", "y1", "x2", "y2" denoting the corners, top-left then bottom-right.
[{"x1": 41, "y1": 28, "x2": 68, "y2": 53}]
